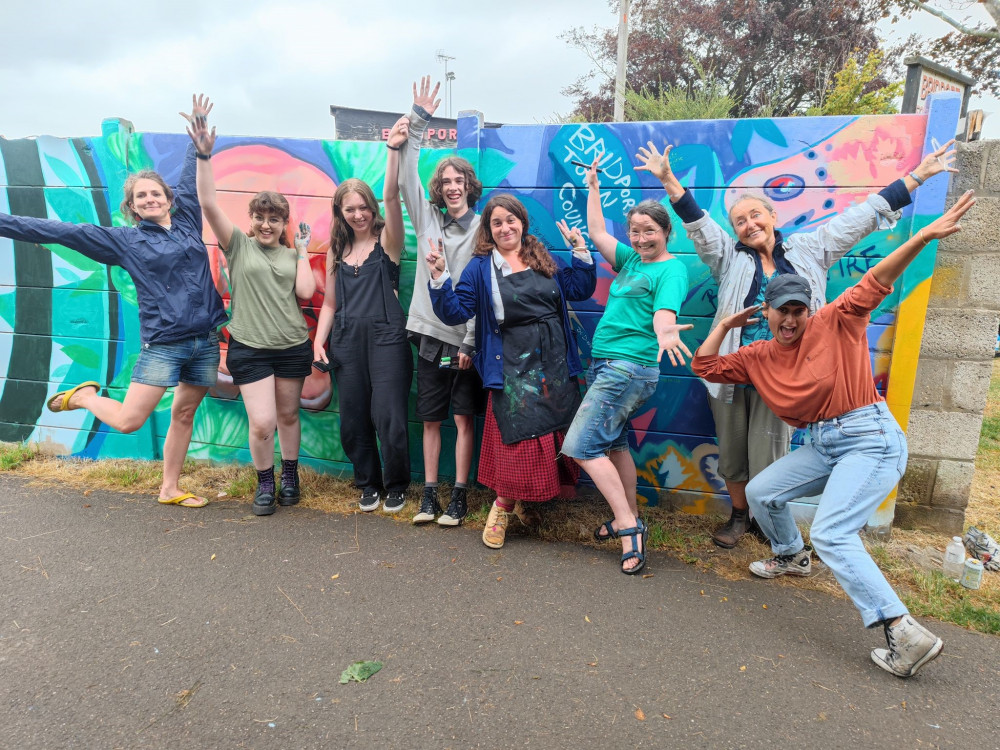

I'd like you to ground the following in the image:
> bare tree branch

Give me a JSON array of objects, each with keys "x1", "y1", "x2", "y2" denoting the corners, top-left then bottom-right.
[{"x1": 901, "y1": 0, "x2": 999, "y2": 39}]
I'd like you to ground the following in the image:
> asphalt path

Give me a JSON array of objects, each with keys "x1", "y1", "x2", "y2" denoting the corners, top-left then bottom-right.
[{"x1": 1, "y1": 475, "x2": 998, "y2": 749}]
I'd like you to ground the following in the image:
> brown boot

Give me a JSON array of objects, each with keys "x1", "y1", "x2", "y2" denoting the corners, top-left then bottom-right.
[
  {"x1": 712, "y1": 509, "x2": 751, "y2": 549},
  {"x1": 482, "y1": 501, "x2": 511, "y2": 549}
]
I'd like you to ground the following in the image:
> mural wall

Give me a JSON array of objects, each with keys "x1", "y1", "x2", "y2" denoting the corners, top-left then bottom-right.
[{"x1": 0, "y1": 93, "x2": 961, "y2": 518}]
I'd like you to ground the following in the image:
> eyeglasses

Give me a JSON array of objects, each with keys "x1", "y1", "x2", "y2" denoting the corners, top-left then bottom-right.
[{"x1": 627, "y1": 228, "x2": 662, "y2": 239}]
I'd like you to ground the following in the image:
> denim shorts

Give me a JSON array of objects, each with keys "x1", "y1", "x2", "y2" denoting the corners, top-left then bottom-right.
[
  {"x1": 561, "y1": 358, "x2": 659, "y2": 460},
  {"x1": 131, "y1": 331, "x2": 220, "y2": 388}
]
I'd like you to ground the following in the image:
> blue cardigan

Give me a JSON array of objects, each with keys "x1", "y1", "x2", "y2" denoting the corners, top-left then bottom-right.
[{"x1": 429, "y1": 253, "x2": 597, "y2": 389}]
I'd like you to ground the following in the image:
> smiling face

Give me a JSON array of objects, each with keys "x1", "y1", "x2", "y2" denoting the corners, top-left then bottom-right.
[
  {"x1": 489, "y1": 205, "x2": 523, "y2": 253},
  {"x1": 250, "y1": 211, "x2": 287, "y2": 247},
  {"x1": 730, "y1": 198, "x2": 778, "y2": 252},
  {"x1": 764, "y1": 301, "x2": 810, "y2": 346},
  {"x1": 339, "y1": 190, "x2": 374, "y2": 238},
  {"x1": 439, "y1": 166, "x2": 468, "y2": 217},
  {"x1": 627, "y1": 212, "x2": 668, "y2": 262},
  {"x1": 129, "y1": 177, "x2": 173, "y2": 226}
]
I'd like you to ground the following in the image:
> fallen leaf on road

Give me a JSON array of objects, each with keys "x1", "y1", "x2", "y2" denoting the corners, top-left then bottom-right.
[
  {"x1": 331, "y1": 574, "x2": 340, "y2": 580},
  {"x1": 700, "y1": 590, "x2": 705, "y2": 596},
  {"x1": 514, "y1": 620, "x2": 523, "y2": 625},
  {"x1": 496, "y1": 576, "x2": 502, "y2": 581},
  {"x1": 340, "y1": 661, "x2": 383, "y2": 684},
  {"x1": 740, "y1": 666, "x2": 747, "y2": 672},
  {"x1": 762, "y1": 604, "x2": 768, "y2": 609},
  {"x1": 662, "y1": 714, "x2": 672, "y2": 719},
  {"x1": 210, "y1": 554, "x2": 216, "y2": 561},
  {"x1": 635, "y1": 708, "x2": 646, "y2": 721},
  {"x1": 584, "y1": 615, "x2": 591, "y2": 623}
]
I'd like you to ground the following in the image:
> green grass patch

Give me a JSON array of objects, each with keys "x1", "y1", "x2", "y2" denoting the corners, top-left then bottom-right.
[
  {"x1": 978, "y1": 415, "x2": 1000, "y2": 454},
  {"x1": 225, "y1": 468, "x2": 258, "y2": 499},
  {"x1": 0, "y1": 442, "x2": 37, "y2": 471},
  {"x1": 86, "y1": 462, "x2": 161, "y2": 489}
]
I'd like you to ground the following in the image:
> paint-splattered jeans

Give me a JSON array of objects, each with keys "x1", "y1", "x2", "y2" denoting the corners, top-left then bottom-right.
[
  {"x1": 746, "y1": 401, "x2": 909, "y2": 627},
  {"x1": 561, "y1": 359, "x2": 659, "y2": 460}
]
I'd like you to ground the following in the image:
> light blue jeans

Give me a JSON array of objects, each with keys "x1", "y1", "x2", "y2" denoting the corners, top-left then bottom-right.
[{"x1": 746, "y1": 401, "x2": 909, "y2": 628}]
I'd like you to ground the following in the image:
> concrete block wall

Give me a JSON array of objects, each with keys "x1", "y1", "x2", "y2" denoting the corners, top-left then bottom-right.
[{"x1": 895, "y1": 140, "x2": 1000, "y2": 533}]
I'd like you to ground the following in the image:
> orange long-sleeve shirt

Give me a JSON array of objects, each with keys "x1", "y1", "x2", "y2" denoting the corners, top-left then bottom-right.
[{"x1": 692, "y1": 271, "x2": 890, "y2": 428}]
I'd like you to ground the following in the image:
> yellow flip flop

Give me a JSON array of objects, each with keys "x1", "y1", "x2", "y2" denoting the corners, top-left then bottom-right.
[
  {"x1": 47, "y1": 381, "x2": 101, "y2": 413},
  {"x1": 158, "y1": 492, "x2": 210, "y2": 508}
]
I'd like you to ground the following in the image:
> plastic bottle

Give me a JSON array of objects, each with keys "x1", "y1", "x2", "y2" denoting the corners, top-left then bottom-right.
[{"x1": 943, "y1": 536, "x2": 966, "y2": 581}]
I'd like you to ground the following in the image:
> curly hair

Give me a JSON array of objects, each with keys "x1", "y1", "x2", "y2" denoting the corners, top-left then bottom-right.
[
  {"x1": 429, "y1": 157, "x2": 482, "y2": 210},
  {"x1": 248, "y1": 191, "x2": 292, "y2": 247},
  {"x1": 473, "y1": 194, "x2": 557, "y2": 278},
  {"x1": 119, "y1": 170, "x2": 174, "y2": 225},
  {"x1": 329, "y1": 179, "x2": 386, "y2": 272}
]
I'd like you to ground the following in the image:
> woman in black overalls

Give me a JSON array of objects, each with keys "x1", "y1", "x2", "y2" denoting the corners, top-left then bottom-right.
[
  {"x1": 314, "y1": 119, "x2": 413, "y2": 514},
  {"x1": 427, "y1": 194, "x2": 597, "y2": 549}
]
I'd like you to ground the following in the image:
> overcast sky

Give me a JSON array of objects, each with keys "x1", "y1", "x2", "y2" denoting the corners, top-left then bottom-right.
[{"x1": 1, "y1": 0, "x2": 995, "y2": 140}]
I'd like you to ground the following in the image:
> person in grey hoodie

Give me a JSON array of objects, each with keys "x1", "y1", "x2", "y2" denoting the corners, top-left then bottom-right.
[
  {"x1": 635, "y1": 138, "x2": 957, "y2": 549},
  {"x1": 398, "y1": 76, "x2": 484, "y2": 527}
]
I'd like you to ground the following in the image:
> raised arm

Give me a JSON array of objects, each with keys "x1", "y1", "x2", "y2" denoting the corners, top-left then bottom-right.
[
  {"x1": 902, "y1": 138, "x2": 958, "y2": 193},
  {"x1": 398, "y1": 76, "x2": 441, "y2": 235},
  {"x1": 637, "y1": 141, "x2": 734, "y2": 280},
  {"x1": 585, "y1": 153, "x2": 620, "y2": 265},
  {"x1": 293, "y1": 223, "x2": 317, "y2": 300},
  {"x1": 381, "y1": 116, "x2": 407, "y2": 263},
  {"x1": 870, "y1": 191, "x2": 975, "y2": 288},
  {"x1": 181, "y1": 94, "x2": 234, "y2": 251}
]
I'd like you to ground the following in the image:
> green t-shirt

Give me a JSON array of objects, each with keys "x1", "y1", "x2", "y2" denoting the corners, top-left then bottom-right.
[
  {"x1": 590, "y1": 242, "x2": 689, "y2": 366},
  {"x1": 223, "y1": 226, "x2": 309, "y2": 350}
]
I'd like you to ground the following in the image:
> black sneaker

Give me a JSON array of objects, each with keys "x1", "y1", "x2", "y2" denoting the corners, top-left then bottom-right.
[
  {"x1": 359, "y1": 488, "x2": 380, "y2": 512},
  {"x1": 413, "y1": 486, "x2": 442, "y2": 524},
  {"x1": 437, "y1": 487, "x2": 468, "y2": 527},
  {"x1": 277, "y1": 478, "x2": 300, "y2": 506},
  {"x1": 252, "y1": 486, "x2": 277, "y2": 516},
  {"x1": 383, "y1": 490, "x2": 406, "y2": 514}
]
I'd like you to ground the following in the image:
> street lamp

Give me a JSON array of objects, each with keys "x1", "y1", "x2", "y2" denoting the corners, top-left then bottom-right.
[{"x1": 436, "y1": 50, "x2": 456, "y2": 118}]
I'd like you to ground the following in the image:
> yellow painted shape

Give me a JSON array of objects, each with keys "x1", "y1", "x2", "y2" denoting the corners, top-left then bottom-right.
[{"x1": 878, "y1": 276, "x2": 933, "y2": 517}]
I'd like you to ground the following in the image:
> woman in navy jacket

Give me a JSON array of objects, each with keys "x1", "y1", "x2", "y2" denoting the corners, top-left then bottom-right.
[
  {"x1": 0, "y1": 98, "x2": 227, "y2": 508},
  {"x1": 428, "y1": 193, "x2": 596, "y2": 549}
]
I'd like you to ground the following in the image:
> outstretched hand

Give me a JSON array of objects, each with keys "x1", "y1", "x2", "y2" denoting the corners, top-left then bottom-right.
[
  {"x1": 914, "y1": 138, "x2": 959, "y2": 182},
  {"x1": 425, "y1": 238, "x2": 446, "y2": 280},
  {"x1": 657, "y1": 323, "x2": 695, "y2": 366},
  {"x1": 921, "y1": 190, "x2": 976, "y2": 242},
  {"x1": 555, "y1": 219, "x2": 585, "y2": 250},
  {"x1": 294, "y1": 222, "x2": 311, "y2": 253},
  {"x1": 413, "y1": 76, "x2": 442, "y2": 118},
  {"x1": 635, "y1": 141, "x2": 675, "y2": 184},
  {"x1": 181, "y1": 93, "x2": 215, "y2": 156},
  {"x1": 720, "y1": 305, "x2": 762, "y2": 332}
]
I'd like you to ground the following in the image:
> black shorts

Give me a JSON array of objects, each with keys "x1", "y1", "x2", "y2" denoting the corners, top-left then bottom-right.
[
  {"x1": 415, "y1": 351, "x2": 485, "y2": 422},
  {"x1": 226, "y1": 336, "x2": 313, "y2": 385}
]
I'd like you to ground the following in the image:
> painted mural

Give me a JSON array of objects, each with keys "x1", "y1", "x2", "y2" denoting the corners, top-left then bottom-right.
[{"x1": 0, "y1": 93, "x2": 961, "y2": 519}]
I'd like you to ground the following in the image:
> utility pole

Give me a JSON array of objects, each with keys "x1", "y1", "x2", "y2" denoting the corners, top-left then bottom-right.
[
  {"x1": 613, "y1": 0, "x2": 630, "y2": 122},
  {"x1": 436, "y1": 50, "x2": 456, "y2": 118}
]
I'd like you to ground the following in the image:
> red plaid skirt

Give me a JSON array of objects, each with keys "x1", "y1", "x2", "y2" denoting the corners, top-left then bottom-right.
[{"x1": 477, "y1": 393, "x2": 580, "y2": 502}]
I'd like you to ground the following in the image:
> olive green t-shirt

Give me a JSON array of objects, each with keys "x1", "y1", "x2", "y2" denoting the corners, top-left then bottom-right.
[
  {"x1": 590, "y1": 242, "x2": 689, "y2": 366},
  {"x1": 223, "y1": 227, "x2": 309, "y2": 350}
]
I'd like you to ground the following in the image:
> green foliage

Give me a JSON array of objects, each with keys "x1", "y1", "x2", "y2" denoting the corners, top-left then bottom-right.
[
  {"x1": 0, "y1": 443, "x2": 37, "y2": 471},
  {"x1": 624, "y1": 66, "x2": 735, "y2": 122},
  {"x1": 808, "y1": 50, "x2": 903, "y2": 116},
  {"x1": 340, "y1": 660, "x2": 383, "y2": 684}
]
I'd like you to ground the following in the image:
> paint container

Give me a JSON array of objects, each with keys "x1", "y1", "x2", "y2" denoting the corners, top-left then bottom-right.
[{"x1": 960, "y1": 558, "x2": 984, "y2": 590}]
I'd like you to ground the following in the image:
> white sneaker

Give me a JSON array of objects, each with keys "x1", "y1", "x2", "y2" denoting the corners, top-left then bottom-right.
[
  {"x1": 871, "y1": 614, "x2": 943, "y2": 678},
  {"x1": 749, "y1": 547, "x2": 812, "y2": 578}
]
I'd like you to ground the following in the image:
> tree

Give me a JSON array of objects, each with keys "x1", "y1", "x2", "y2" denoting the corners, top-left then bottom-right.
[
  {"x1": 877, "y1": 0, "x2": 999, "y2": 96},
  {"x1": 624, "y1": 63, "x2": 737, "y2": 121},
  {"x1": 562, "y1": 0, "x2": 904, "y2": 121},
  {"x1": 809, "y1": 50, "x2": 905, "y2": 115}
]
